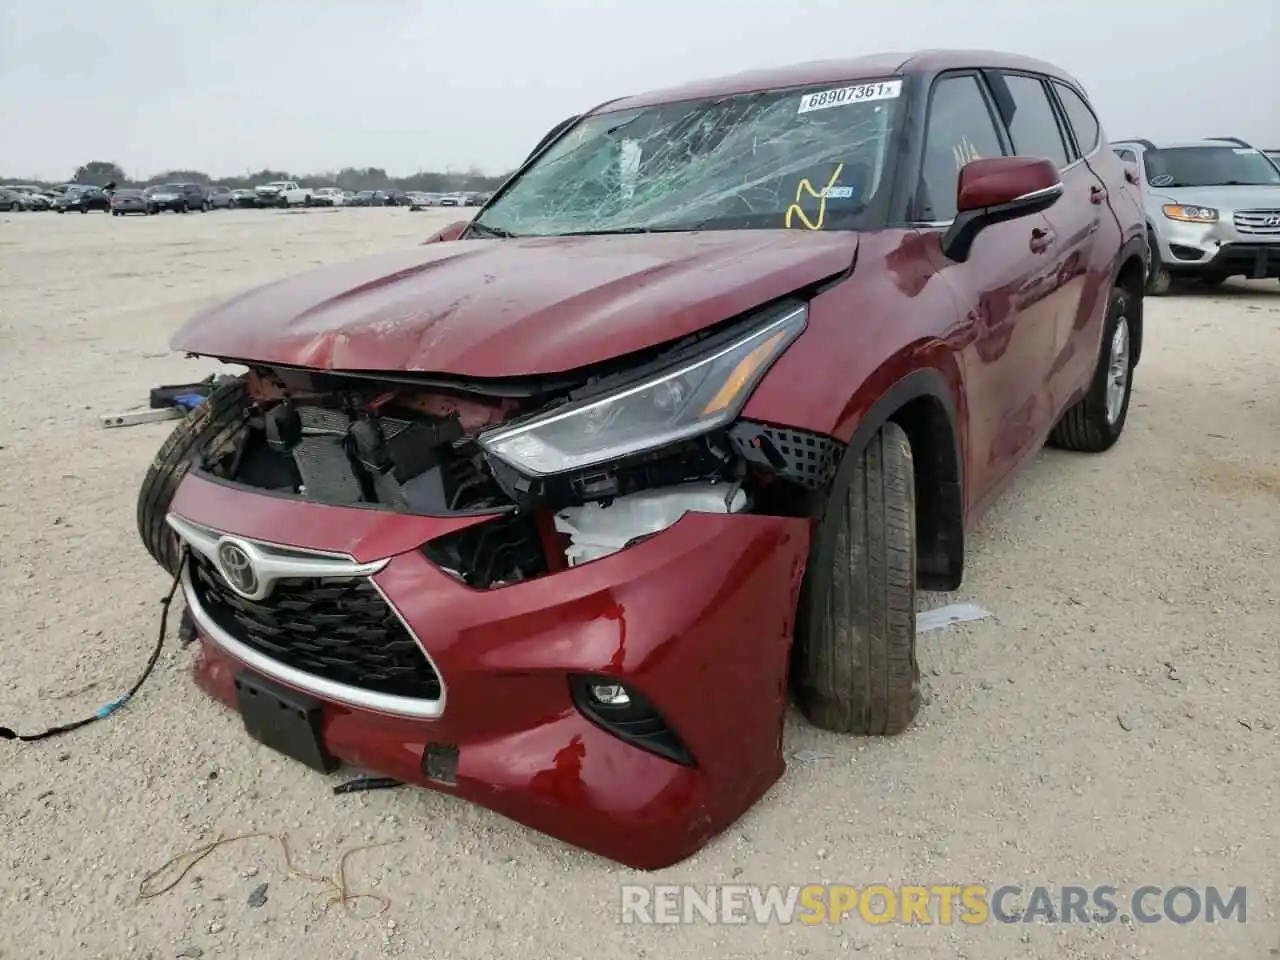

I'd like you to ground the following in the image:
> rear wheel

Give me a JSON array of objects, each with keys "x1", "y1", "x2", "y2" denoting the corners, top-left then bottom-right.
[
  {"x1": 1048, "y1": 286, "x2": 1135, "y2": 452},
  {"x1": 136, "y1": 378, "x2": 253, "y2": 574},
  {"x1": 793, "y1": 421, "x2": 921, "y2": 736}
]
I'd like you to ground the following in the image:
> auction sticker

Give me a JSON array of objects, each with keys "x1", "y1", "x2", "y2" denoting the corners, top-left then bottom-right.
[{"x1": 798, "y1": 80, "x2": 903, "y2": 114}]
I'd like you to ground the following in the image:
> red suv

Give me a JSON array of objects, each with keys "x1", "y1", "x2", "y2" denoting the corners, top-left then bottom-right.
[{"x1": 138, "y1": 50, "x2": 1145, "y2": 870}]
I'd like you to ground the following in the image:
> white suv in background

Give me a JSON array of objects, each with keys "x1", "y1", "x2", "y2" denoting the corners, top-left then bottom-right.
[{"x1": 1111, "y1": 137, "x2": 1280, "y2": 294}]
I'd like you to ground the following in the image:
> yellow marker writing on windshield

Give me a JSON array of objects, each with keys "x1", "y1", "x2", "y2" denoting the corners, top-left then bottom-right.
[{"x1": 785, "y1": 162, "x2": 845, "y2": 231}]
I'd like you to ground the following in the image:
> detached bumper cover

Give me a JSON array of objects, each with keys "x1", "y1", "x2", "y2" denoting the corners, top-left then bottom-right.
[{"x1": 168, "y1": 471, "x2": 809, "y2": 869}]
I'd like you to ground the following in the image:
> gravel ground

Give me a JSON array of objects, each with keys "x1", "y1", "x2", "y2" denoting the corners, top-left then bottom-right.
[{"x1": 0, "y1": 208, "x2": 1276, "y2": 960}]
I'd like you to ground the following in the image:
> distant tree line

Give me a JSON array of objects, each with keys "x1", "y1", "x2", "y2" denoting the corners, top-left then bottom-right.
[{"x1": 3, "y1": 160, "x2": 513, "y2": 193}]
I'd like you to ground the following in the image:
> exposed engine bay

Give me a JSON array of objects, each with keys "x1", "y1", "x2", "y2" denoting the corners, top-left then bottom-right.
[{"x1": 195, "y1": 362, "x2": 843, "y2": 588}]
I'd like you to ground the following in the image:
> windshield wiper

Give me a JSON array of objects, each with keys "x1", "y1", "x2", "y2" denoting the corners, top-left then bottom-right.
[
  {"x1": 551, "y1": 225, "x2": 696, "y2": 237},
  {"x1": 466, "y1": 221, "x2": 516, "y2": 239}
]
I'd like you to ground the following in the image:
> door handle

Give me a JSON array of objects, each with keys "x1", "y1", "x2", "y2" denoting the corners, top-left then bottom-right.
[
  {"x1": 1090, "y1": 185, "x2": 1107, "y2": 204},
  {"x1": 1030, "y1": 226, "x2": 1054, "y2": 253}
]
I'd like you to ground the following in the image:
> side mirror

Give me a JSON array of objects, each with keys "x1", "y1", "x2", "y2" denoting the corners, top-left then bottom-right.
[
  {"x1": 940, "y1": 157, "x2": 1063, "y2": 262},
  {"x1": 421, "y1": 220, "x2": 469, "y2": 245}
]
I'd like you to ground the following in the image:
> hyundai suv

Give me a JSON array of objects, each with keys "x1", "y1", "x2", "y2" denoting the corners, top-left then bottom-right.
[
  {"x1": 136, "y1": 50, "x2": 1144, "y2": 870},
  {"x1": 1111, "y1": 136, "x2": 1280, "y2": 293}
]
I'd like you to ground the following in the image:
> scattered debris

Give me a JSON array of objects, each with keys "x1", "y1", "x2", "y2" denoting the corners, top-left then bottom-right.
[
  {"x1": 1117, "y1": 711, "x2": 1140, "y2": 732},
  {"x1": 174, "y1": 947, "x2": 204, "y2": 959},
  {"x1": 1163, "y1": 661, "x2": 1181, "y2": 682},
  {"x1": 333, "y1": 776, "x2": 404, "y2": 795},
  {"x1": 101, "y1": 407, "x2": 184, "y2": 429},
  {"x1": 1237, "y1": 719, "x2": 1253, "y2": 731},
  {"x1": 139, "y1": 831, "x2": 401, "y2": 917},
  {"x1": 917, "y1": 603, "x2": 992, "y2": 634},
  {"x1": 247, "y1": 882, "x2": 269, "y2": 908},
  {"x1": 102, "y1": 374, "x2": 230, "y2": 429},
  {"x1": 789, "y1": 750, "x2": 836, "y2": 764}
]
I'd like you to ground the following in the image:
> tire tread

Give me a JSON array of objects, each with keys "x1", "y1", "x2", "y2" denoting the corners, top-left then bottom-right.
[
  {"x1": 796, "y1": 421, "x2": 919, "y2": 736},
  {"x1": 136, "y1": 379, "x2": 251, "y2": 573}
]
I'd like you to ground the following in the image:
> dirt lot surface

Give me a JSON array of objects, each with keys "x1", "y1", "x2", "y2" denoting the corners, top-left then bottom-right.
[{"x1": 0, "y1": 208, "x2": 1276, "y2": 959}]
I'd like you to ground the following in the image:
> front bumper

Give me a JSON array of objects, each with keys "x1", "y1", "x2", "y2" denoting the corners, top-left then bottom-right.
[
  {"x1": 167, "y1": 471, "x2": 809, "y2": 869},
  {"x1": 1154, "y1": 213, "x2": 1280, "y2": 278}
]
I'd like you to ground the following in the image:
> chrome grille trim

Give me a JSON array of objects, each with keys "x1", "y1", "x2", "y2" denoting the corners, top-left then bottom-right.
[
  {"x1": 167, "y1": 513, "x2": 447, "y2": 719},
  {"x1": 1234, "y1": 209, "x2": 1280, "y2": 236}
]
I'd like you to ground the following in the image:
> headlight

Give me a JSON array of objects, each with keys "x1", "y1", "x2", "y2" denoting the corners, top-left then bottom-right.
[
  {"x1": 1162, "y1": 204, "x2": 1218, "y2": 223},
  {"x1": 478, "y1": 303, "x2": 808, "y2": 476}
]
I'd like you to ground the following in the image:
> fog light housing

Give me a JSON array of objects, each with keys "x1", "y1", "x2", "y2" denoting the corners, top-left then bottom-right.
[
  {"x1": 568, "y1": 675, "x2": 694, "y2": 766},
  {"x1": 588, "y1": 683, "x2": 631, "y2": 706}
]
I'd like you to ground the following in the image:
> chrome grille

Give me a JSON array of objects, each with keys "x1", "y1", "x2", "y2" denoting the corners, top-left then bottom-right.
[
  {"x1": 190, "y1": 553, "x2": 442, "y2": 701},
  {"x1": 1234, "y1": 209, "x2": 1280, "y2": 236}
]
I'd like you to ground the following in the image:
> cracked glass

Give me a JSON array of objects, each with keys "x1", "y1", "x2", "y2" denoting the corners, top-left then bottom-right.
[{"x1": 474, "y1": 78, "x2": 905, "y2": 238}]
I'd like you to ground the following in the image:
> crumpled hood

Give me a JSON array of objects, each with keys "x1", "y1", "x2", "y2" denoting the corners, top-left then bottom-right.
[{"x1": 171, "y1": 230, "x2": 859, "y2": 377}]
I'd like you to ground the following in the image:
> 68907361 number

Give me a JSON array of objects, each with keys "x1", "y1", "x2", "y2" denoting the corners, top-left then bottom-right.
[{"x1": 797, "y1": 79, "x2": 904, "y2": 114}]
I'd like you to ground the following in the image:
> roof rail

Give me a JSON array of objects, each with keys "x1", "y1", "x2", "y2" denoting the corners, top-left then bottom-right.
[
  {"x1": 1205, "y1": 136, "x2": 1252, "y2": 148},
  {"x1": 1113, "y1": 138, "x2": 1156, "y2": 150}
]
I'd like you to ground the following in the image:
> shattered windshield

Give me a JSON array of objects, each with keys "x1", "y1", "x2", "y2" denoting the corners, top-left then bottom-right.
[
  {"x1": 1145, "y1": 147, "x2": 1280, "y2": 188},
  {"x1": 474, "y1": 78, "x2": 904, "y2": 237}
]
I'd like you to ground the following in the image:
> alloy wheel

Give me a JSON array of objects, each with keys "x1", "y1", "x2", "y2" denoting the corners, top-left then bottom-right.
[{"x1": 1105, "y1": 316, "x2": 1131, "y2": 424}]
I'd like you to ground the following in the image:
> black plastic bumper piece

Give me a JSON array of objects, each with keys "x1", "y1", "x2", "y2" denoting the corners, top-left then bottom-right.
[{"x1": 1169, "y1": 242, "x2": 1280, "y2": 279}]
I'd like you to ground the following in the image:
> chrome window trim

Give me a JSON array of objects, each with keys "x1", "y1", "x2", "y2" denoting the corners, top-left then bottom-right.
[{"x1": 168, "y1": 512, "x2": 447, "y2": 720}]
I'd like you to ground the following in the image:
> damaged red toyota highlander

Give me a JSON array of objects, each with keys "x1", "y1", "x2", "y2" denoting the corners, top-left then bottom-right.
[{"x1": 138, "y1": 50, "x2": 1145, "y2": 869}]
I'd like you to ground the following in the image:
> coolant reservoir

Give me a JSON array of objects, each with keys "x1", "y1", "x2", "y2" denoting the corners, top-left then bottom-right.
[{"x1": 553, "y1": 482, "x2": 747, "y2": 567}]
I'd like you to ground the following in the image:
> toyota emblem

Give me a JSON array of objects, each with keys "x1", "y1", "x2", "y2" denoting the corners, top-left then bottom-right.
[{"x1": 216, "y1": 540, "x2": 259, "y2": 597}]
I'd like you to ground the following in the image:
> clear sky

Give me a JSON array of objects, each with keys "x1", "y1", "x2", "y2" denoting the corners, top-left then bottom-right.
[{"x1": 1, "y1": 0, "x2": 1276, "y2": 180}]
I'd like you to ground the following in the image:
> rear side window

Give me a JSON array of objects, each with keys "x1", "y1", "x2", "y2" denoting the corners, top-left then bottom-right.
[
  {"x1": 1054, "y1": 82, "x2": 1101, "y2": 155},
  {"x1": 992, "y1": 73, "x2": 1071, "y2": 168},
  {"x1": 1113, "y1": 148, "x2": 1137, "y2": 163},
  {"x1": 918, "y1": 74, "x2": 1008, "y2": 221}
]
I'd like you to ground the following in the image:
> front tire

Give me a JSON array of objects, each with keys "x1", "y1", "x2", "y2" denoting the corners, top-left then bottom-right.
[
  {"x1": 793, "y1": 421, "x2": 921, "y2": 736},
  {"x1": 1048, "y1": 286, "x2": 1135, "y2": 453},
  {"x1": 1145, "y1": 228, "x2": 1172, "y2": 296},
  {"x1": 136, "y1": 378, "x2": 253, "y2": 574}
]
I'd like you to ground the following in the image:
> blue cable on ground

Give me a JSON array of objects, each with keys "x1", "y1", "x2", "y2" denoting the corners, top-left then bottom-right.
[{"x1": 0, "y1": 551, "x2": 187, "y2": 742}]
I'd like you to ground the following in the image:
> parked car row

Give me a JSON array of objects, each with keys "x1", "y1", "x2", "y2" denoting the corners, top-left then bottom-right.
[{"x1": 3, "y1": 181, "x2": 495, "y2": 215}]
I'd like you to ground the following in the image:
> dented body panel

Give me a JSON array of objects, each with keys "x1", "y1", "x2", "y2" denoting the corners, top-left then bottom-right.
[
  {"x1": 172, "y1": 231, "x2": 858, "y2": 376},
  {"x1": 174, "y1": 472, "x2": 809, "y2": 870}
]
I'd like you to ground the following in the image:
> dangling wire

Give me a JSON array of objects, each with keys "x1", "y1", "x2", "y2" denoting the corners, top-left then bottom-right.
[{"x1": 0, "y1": 549, "x2": 188, "y2": 742}]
